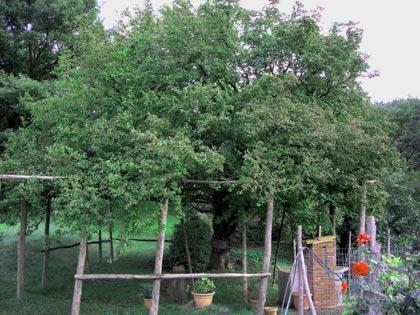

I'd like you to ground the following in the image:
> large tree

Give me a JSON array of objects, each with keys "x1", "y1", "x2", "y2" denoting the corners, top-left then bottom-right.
[{"x1": 1, "y1": 0, "x2": 403, "y2": 268}]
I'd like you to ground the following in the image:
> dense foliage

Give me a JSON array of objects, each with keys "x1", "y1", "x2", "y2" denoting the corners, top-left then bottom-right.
[{"x1": 0, "y1": 0, "x2": 407, "y2": 266}]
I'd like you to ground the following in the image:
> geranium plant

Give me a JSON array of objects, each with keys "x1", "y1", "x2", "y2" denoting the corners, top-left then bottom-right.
[{"x1": 194, "y1": 278, "x2": 216, "y2": 294}]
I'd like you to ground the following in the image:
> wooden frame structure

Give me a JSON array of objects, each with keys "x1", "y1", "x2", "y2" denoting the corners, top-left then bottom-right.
[
  {"x1": 70, "y1": 179, "x2": 275, "y2": 315},
  {"x1": 0, "y1": 174, "x2": 64, "y2": 298}
]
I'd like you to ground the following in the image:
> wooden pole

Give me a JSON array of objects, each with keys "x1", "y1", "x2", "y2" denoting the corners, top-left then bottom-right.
[
  {"x1": 359, "y1": 184, "x2": 367, "y2": 233},
  {"x1": 318, "y1": 225, "x2": 322, "y2": 237},
  {"x1": 17, "y1": 199, "x2": 27, "y2": 299},
  {"x1": 256, "y1": 197, "x2": 274, "y2": 315},
  {"x1": 348, "y1": 231, "x2": 352, "y2": 281},
  {"x1": 367, "y1": 216, "x2": 381, "y2": 315},
  {"x1": 42, "y1": 197, "x2": 51, "y2": 287},
  {"x1": 71, "y1": 237, "x2": 87, "y2": 315},
  {"x1": 98, "y1": 229, "x2": 103, "y2": 263},
  {"x1": 108, "y1": 201, "x2": 114, "y2": 263},
  {"x1": 181, "y1": 218, "x2": 194, "y2": 290},
  {"x1": 298, "y1": 236, "x2": 316, "y2": 314},
  {"x1": 150, "y1": 198, "x2": 169, "y2": 315},
  {"x1": 387, "y1": 228, "x2": 391, "y2": 256},
  {"x1": 242, "y1": 222, "x2": 248, "y2": 303},
  {"x1": 297, "y1": 225, "x2": 304, "y2": 315},
  {"x1": 293, "y1": 238, "x2": 296, "y2": 258}
]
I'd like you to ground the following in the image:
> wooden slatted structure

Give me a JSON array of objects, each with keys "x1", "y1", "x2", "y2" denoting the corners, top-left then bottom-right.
[
  {"x1": 70, "y1": 180, "x2": 275, "y2": 315},
  {"x1": 0, "y1": 174, "x2": 64, "y2": 298}
]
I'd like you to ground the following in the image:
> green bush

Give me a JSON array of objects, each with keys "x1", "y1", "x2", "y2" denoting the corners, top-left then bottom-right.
[
  {"x1": 140, "y1": 282, "x2": 153, "y2": 298},
  {"x1": 194, "y1": 277, "x2": 216, "y2": 294},
  {"x1": 166, "y1": 216, "x2": 213, "y2": 272}
]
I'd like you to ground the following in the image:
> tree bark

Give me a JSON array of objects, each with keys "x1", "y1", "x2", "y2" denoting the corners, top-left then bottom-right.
[
  {"x1": 256, "y1": 197, "x2": 274, "y2": 315},
  {"x1": 150, "y1": 198, "x2": 169, "y2": 315},
  {"x1": 207, "y1": 189, "x2": 238, "y2": 270},
  {"x1": 42, "y1": 197, "x2": 51, "y2": 287},
  {"x1": 17, "y1": 199, "x2": 27, "y2": 299}
]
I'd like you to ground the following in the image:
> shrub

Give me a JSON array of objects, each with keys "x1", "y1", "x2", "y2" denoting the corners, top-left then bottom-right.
[
  {"x1": 194, "y1": 278, "x2": 216, "y2": 294},
  {"x1": 140, "y1": 283, "x2": 153, "y2": 298},
  {"x1": 166, "y1": 216, "x2": 213, "y2": 272}
]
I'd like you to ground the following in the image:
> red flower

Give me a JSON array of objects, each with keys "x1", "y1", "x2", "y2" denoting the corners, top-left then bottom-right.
[
  {"x1": 352, "y1": 261, "x2": 369, "y2": 277},
  {"x1": 341, "y1": 281, "x2": 349, "y2": 293},
  {"x1": 356, "y1": 232, "x2": 371, "y2": 245}
]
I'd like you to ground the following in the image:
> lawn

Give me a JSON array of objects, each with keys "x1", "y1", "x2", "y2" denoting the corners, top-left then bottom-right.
[{"x1": 0, "y1": 216, "x2": 282, "y2": 315}]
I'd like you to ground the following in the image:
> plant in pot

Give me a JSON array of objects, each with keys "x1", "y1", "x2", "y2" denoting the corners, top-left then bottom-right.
[
  {"x1": 192, "y1": 277, "x2": 216, "y2": 308},
  {"x1": 248, "y1": 280, "x2": 260, "y2": 308},
  {"x1": 140, "y1": 283, "x2": 153, "y2": 310}
]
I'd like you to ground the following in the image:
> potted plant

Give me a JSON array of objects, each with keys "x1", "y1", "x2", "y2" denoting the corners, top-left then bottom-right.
[
  {"x1": 248, "y1": 280, "x2": 259, "y2": 308},
  {"x1": 292, "y1": 292, "x2": 311, "y2": 310},
  {"x1": 140, "y1": 283, "x2": 153, "y2": 310},
  {"x1": 192, "y1": 277, "x2": 216, "y2": 308}
]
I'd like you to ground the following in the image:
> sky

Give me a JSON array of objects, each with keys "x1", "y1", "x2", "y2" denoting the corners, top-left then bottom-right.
[{"x1": 99, "y1": 0, "x2": 420, "y2": 103}]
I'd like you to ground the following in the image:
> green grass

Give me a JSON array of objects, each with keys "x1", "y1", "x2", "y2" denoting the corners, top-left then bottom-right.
[{"x1": 0, "y1": 217, "x2": 281, "y2": 315}]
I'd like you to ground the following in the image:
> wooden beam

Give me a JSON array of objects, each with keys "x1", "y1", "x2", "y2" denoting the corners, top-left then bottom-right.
[
  {"x1": 184, "y1": 179, "x2": 237, "y2": 185},
  {"x1": 359, "y1": 184, "x2": 367, "y2": 233},
  {"x1": 0, "y1": 174, "x2": 64, "y2": 181},
  {"x1": 71, "y1": 237, "x2": 87, "y2": 315},
  {"x1": 256, "y1": 197, "x2": 274, "y2": 315},
  {"x1": 42, "y1": 197, "x2": 51, "y2": 287},
  {"x1": 75, "y1": 272, "x2": 271, "y2": 281},
  {"x1": 150, "y1": 198, "x2": 169, "y2": 315},
  {"x1": 17, "y1": 199, "x2": 27, "y2": 299}
]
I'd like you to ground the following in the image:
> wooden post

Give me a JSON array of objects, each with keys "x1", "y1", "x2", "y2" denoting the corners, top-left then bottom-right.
[
  {"x1": 71, "y1": 237, "x2": 87, "y2": 315},
  {"x1": 297, "y1": 230, "x2": 316, "y2": 314},
  {"x1": 242, "y1": 222, "x2": 248, "y2": 303},
  {"x1": 181, "y1": 218, "x2": 194, "y2": 290},
  {"x1": 318, "y1": 225, "x2": 322, "y2": 237},
  {"x1": 293, "y1": 238, "x2": 296, "y2": 258},
  {"x1": 387, "y1": 228, "x2": 391, "y2": 256},
  {"x1": 150, "y1": 198, "x2": 169, "y2": 315},
  {"x1": 42, "y1": 196, "x2": 51, "y2": 287},
  {"x1": 108, "y1": 202, "x2": 114, "y2": 263},
  {"x1": 297, "y1": 225, "x2": 304, "y2": 315},
  {"x1": 367, "y1": 216, "x2": 381, "y2": 315},
  {"x1": 348, "y1": 231, "x2": 352, "y2": 280},
  {"x1": 98, "y1": 229, "x2": 103, "y2": 263},
  {"x1": 359, "y1": 184, "x2": 367, "y2": 233},
  {"x1": 256, "y1": 197, "x2": 274, "y2": 315},
  {"x1": 17, "y1": 199, "x2": 27, "y2": 299}
]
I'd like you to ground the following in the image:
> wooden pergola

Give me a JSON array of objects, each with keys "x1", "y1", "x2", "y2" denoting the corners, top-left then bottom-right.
[
  {"x1": 0, "y1": 174, "x2": 64, "y2": 299},
  {"x1": 70, "y1": 180, "x2": 275, "y2": 315}
]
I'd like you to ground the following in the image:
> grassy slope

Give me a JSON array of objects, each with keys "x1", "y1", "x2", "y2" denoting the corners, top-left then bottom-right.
[{"x1": 0, "y1": 216, "x2": 283, "y2": 315}]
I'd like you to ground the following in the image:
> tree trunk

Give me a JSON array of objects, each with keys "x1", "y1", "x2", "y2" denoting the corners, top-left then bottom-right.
[{"x1": 207, "y1": 189, "x2": 238, "y2": 270}]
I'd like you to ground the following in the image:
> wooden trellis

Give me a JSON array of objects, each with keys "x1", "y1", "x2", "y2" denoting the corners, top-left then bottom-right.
[
  {"x1": 0, "y1": 174, "x2": 64, "y2": 299},
  {"x1": 70, "y1": 180, "x2": 275, "y2": 315}
]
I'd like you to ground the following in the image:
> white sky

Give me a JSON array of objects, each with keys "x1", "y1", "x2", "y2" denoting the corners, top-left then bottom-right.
[{"x1": 99, "y1": 0, "x2": 420, "y2": 103}]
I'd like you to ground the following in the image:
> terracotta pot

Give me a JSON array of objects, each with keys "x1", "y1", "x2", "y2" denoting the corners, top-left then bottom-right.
[
  {"x1": 192, "y1": 292, "x2": 215, "y2": 308},
  {"x1": 248, "y1": 298, "x2": 259, "y2": 308},
  {"x1": 264, "y1": 306, "x2": 278, "y2": 315},
  {"x1": 143, "y1": 298, "x2": 152, "y2": 310},
  {"x1": 292, "y1": 292, "x2": 311, "y2": 310}
]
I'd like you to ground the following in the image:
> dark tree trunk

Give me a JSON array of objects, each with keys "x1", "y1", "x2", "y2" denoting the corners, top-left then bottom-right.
[{"x1": 207, "y1": 189, "x2": 238, "y2": 270}]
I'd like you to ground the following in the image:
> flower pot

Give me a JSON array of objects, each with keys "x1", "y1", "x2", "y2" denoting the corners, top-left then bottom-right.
[
  {"x1": 292, "y1": 292, "x2": 311, "y2": 310},
  {"x1": 248, "y1": 298, "x2": 259, "y2": 308},
  {"x1": 264, "y1": 306, "x2": 278, "y2": 315},
  {"x1": 192, "y1": 292, "x2": 215, "y2": 308},
  {"x1": 143, "y1": 297, "x2": 152, "y2": 310}
]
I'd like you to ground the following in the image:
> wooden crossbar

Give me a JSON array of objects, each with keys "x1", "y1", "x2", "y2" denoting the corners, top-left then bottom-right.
[
  {"x1": 0, "y1": 174, "x2": 65, "y2": 181},
  {"x1": 75, "y1": 272, "x2": 271, "y2": 281}
]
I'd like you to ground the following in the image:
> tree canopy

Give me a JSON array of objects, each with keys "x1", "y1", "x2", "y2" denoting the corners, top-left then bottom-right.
[{"x1": 0, "y1": 0, "x2": 406, "y2": 266}]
